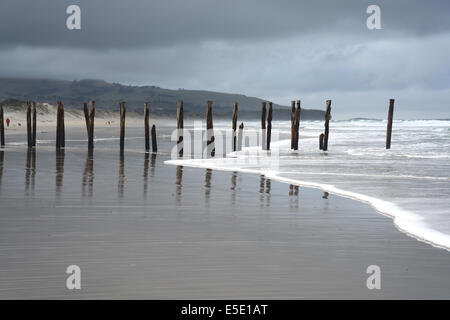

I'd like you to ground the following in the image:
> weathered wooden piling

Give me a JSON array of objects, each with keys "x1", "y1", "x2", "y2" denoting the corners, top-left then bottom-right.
[
  {"x1": 293, "y1": 100, "x2": 301, "y2": 150},
  {"x1": 56, "y1": 101, "x2": 65, "y2": 149},
  {"x1": 32, "y1": 101, "x2": 37, "y2": 147},
  {"x1": 26, "y1": 101, "x2": 32, "y2": 148},
  {"x1": 83, "y1": 102, "x2": 89, "y2": 133},
  {"x1": 323, "y1": 100, "x2": 332, "y2": 151},
  {"x1": 151, "y1": 124, "x2": 157, "y2": 153},
  {"x1": 237, "y1": 122, "x2": 244, "y2": 151},
  {"x1": 319, "y1": 133, "x2": 324, "y2": 150},
  {"x1": 386, "y1": 99, "x2": 395, "y2": 149},
  {"x1": 206, "y1": 100, "x2": 215, "y2": 157},
  {"x1": 177, "y1": 100, "x2": 183, "y2": 157},
  {"x1": 261, "y1": 102, "x2": 267, "y2": 150},
  {"x1": 119, "y1": 102, "x2": 126, "y2": 151},
  {"x1": 0, "y1": 104, "x2": 4, "y2": 147},
  {"x1": 232, "y1": 102, "x2": 238, "y2": 151},
  {"x1": 267, "y1": 102, "x2": 273, "y2": 150},
  {"x1": 144, "y1": 102, "x2": 150, "y2": 151},
  {"x1": 88, "y1": 101, "x2": 95, "y2": 149},
  {"x1": 290, "y1": 101, "x2": 295, "y2": 149}
]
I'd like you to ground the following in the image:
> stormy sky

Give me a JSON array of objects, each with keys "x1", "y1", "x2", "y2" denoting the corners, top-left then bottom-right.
[{"x1": 0, "y1": 0, "x2": 449, "y2": 119}]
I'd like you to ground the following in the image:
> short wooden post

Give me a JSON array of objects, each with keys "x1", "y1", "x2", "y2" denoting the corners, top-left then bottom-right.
[
  {"x1": 261, "y1": 102, "x2": 267, "y2": 150},
  {"x1": 294, "y1": 100, "x2": 301, "y2": 150},
  {"x1": 119, "y1": 102, "x2": 126, "y2": 151},
  {"x1": 323, "y1": 100, "x2": 332, "y2": 151},
  {"x1": 206, "y1": 100, "x2": 215, "y2": 157},
  {"x1": 237, "y1": 122, "x2": 244, "y2": 151},
  {"x1": 56, "y1": 101, "x2": 65, "y2": 149},
  {"x1": 177, "y1": 100, "x2": 183, "y2": 157},
  {"x1": 144, "y1": 102, "x2": 150, "y2": 151},
  {"x1": 386, "y1": 99, "x2": 395, "y2": 149},
  {"x1": 267, "y1": 102, "x2": 273, "y2": 150},
  {"x1": 26, "y1": 101, "x2": 32, "y2": 148},
  {"x1": 88, "y1": 101, "x2": 95, "y2": 149},
  {"x1": 232, "y1": 102, "x2": 238, "y2": 151},
  {"x1": 0, "y1": 103, "x2": 5, "y2": 147},
  {"x1": 151, "y1": 124, "x2": 157, "y2": 153},
  {"x1": 290, "y1": 101, "x2": 295, "y2": 149},
  {"x1": 319, "y1": 133, "x2": 324, "y2": 150},
  {"x1": 32, "y1": 101, "x2": 37, "y2": 147}
]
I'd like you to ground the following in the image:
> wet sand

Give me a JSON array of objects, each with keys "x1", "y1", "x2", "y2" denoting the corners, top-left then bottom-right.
[{"x1": 0, "y1": 127, "x2": 449, "y2": 299}]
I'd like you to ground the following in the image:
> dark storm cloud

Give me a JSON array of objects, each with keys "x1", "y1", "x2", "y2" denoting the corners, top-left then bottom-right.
[{"x1": 0, "y1": 0, "x2": 450, "y2": 49}]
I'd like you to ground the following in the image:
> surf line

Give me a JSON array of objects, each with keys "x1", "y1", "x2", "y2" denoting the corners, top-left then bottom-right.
[{"x1": 164, "y1": 158, "x2": 450, "y2": 252}]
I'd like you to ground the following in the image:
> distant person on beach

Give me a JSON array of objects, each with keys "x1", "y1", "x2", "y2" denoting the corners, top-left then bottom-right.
[{"x1": 6, "y1": 118, "x2": 10, "y2": 127}]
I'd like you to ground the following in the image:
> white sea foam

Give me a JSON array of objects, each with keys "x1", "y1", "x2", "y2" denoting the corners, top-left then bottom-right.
[{"x1": 165, "y1": 119, "x2": 450, "y2": 251}]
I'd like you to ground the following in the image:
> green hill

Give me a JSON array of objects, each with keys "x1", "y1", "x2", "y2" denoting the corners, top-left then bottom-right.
[{"x1": 0, "y1": 78, "x2": 325, "y2": 120}]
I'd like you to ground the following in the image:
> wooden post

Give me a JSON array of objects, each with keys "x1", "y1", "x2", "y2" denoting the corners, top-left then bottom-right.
[
  {"x1": 177, "y1": 100, "x2": 183, "y2": 157},
  {"x1": 56, "y1": 101, "x2": 65, "y2": 149},
  {"x1": 232, "y1": 102, "x2": 238, "y2": 151},
  {"x1": 88, "y1": 101, "x2": 95, "y2": 149},
  {"x1": 267, "y1": 102, "x2": 273, "y2": 150},
  {"x1": 261, "y1": 102, "x2": 267, "y2": 150},
  {"x1": 83, "y1": 102, "x2": 89, "y2": 133},
  {"x1": 319, "y1": 133, "x2": 324, "y2": 150},
  {"x1": 386, "y1": 99, "x2": 395, "y2": 149},
  {"x1": 206, "y1": 100, "x2": 215, "y2": 157},
  {"x1": 237, "y1": 122, "x2": 244, "y2": 151},
  {"x1": 290, "y1": 101, "x2": 295, "y2": 149},
  {"x1": 32, "y1": 101, "x2": 37, "y2": 147},
  {"x1": 144, "y1": 102, "x2": 150, "y2": 151},
  {"x1": 323, "y1": 100, "x2": 332, "y2": 151},
  {"x1": 119, "y1": 102, "x2": 126, "y2": 151},
  {"x1": 0, "y1": 104, "x2": 4, "y2": 147},
  {"x1": 151, "y1": 124, "x2": 157, "y2": 153},
  {"x1": 294, "y1": 100, "x2": 301, "y2": 150},
  {"x1": 26, "y1": 101, "x2": 32, "y2": 148}
]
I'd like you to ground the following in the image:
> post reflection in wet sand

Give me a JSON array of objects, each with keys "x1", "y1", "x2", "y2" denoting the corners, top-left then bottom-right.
[
  {"x1": 205, "y1": 168, "x2": 212, "y2": 205},
  {"x1": 150, "y1": 153, "x2": 156, "y2": 177},
  {"x1": 118, "y1": 151, "x2": 125, "y2": 199},
  {"x1": 25, "y1": 149, "x2": 36, "y2": 195},
  {"x1": 289, "y1": 184, "x2": 299, "y2": 209},
  {"x1": 258, "y1": 175, "x2": 271, "y2": 207},
  {"x1": 82, "y1": 149, "x2": 94, "y2": 198},
  {"x1": 55, "y1": 149, "x2": 65, "y2": 199},
  {"x1": 175, "y1": 165, "x2": 183, "y2": 204},
  {"x1": 143, "y1": 152, "x2": 149, "y2": 198},
  {"x1": 230, "y1": 171, "x2": 237, "y2": 205},
  {"x1": 0, "y1": 150, "x2": 4, "y2": 191}
]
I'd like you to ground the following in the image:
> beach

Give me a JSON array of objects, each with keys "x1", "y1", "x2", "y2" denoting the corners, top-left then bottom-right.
[{"x1": 0, "y1": 124, "x2": 449, "y2": 299}]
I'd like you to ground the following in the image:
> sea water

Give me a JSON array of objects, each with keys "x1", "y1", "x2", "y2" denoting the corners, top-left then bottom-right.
[{"x1": 166, "y1": 119, "x2": 450, "y2": 250}]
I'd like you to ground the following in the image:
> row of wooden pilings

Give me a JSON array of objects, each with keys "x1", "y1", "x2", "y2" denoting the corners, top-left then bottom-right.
[{"x1": 0, "y1": 99, "x2": 395, "y2": 152}]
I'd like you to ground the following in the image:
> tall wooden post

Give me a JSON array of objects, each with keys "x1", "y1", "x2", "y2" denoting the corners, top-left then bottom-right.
[
  {"x1": 261, "y1": 102, "x2": 267, "y2": 150},
  {"x1": 83, "y1": 102, "x2": 89, "y2": 134},
  {"x1": 386, "y1": 99, "x2": 395, "y2": 149},
  {"x1": 56, "y1": 101, "x2": 65, "y2": 149},
  {"x1": 290, "y1": 101, "x2": 295, "y2": 149},
  {"x1": 237, "y1": 122, "x2": 244, "y2": 151},
  {"x1": 177, "y1": 100, "x2": 183, "y2": 157},
  {"x1": 267, "y1": 102, "x2": 273, "y2": 150},
  {"x1": 323, "y1": 100, "x2": 332, "y2": 151},
  {"x1": 206, "y1": 100, "x2": 215, "y2": 157},
  {"x1": 88, "y1": 101, "x2": 95, "y2": 149},
  {"x1": 0, "y1": 104, "x2": 4, "y2": 147},
  {"x1": 144, "y1": 102, "x2": 150, "y2": 151},
  {"x1": 26, "y1": 101, "x2": 32, "y2": 148},
  {"x1": 151, "y1": 124, "x2": 157, "y2": 153},
  {"x1": 119, "y1": 102, "x2": 126, "y2": 151},
  {"x1": 294, "y1": 100, "x2": 301, "y2": 150},
  {"x1": 32, "y1": 101, "x2": 37, "y2": 147},
  {"x1": 232, "y1": 102, "x2": 238, "y2": 151}
]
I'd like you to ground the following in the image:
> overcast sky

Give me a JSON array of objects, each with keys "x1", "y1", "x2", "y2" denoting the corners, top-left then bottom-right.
[{"x1": 0, "y1": 0, "x2": 449, "y2": 118}]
